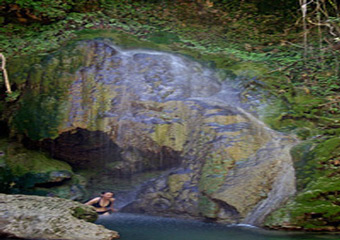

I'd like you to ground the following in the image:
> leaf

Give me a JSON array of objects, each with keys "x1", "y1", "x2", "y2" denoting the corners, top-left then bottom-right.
[{"x1": 84, "y1": 23, "x2": 94, "y2": 28}]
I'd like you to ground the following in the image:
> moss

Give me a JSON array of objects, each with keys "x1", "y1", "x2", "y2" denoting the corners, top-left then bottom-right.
[
  {"x1": 72, "y1": 29, "x2": 262, "y2": 81},
  {"x1": 13, "y1": 93, "x2": 68, "y2": 140},
  {"x1": 8, "y1": 55, "x2": 45, "y2": 86},
  {"x1": 167, "y1": 173, "x2": 191, "y2": 195},
  {"x1": 0, "y1": 138, "x2": 89, "y2": 199},
  {"x1": 9, "y1": 42, "x2": 91, "y2": 140},
  {"x1": 152, "y1": 123, "x2": 188, "y2": 152},
  {"x1": 199, "y1": 153, "x2": 232, "y2": 195},
  {"x1": 74, "y1": 29, "x2": 169, "y2": 51},
  {"x1": 71, "y1": 206, "x2": 98, "y2": 223},
  {"x1": 228, "y1": 62, "x2": 270, "y2": 78},
  {"x1": 264, "y1": 201, "x2": 293, "y2": 227},
  {"x1": 267, "y1": 176, "x2": 340, "y2": 229},
  {"x1": 4, "y1": 141, "x2": 72, "y2": 177},
  {"x1": 151, "y1": 101, "x2": 192, "y2": 151},
  {"x1": 147, "y1": 31, "x2": 180, "y2": 44},
  {"x1": 313, "y1": 137, "x2": 340, "y2": 159},
  {"x1": 261, "y1": 93, "x2": 324, "y2": 138},
  {"x1": 265, "y1": 137, "x2": 340, "y2": 230},
  {"x1": 197, "y1": 149, "x2": 235, "y2": 219},
  {"x1": 198, "y1": 194, "x2": 220, "y2": 219},
  {"x1": 295, "y1": 137, "x2": 340, "y2": 189}
]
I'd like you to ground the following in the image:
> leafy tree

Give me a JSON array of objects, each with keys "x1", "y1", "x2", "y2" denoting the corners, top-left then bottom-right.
[{"x1": 1, "y1": 0, "x2": 106, "y2": 23}]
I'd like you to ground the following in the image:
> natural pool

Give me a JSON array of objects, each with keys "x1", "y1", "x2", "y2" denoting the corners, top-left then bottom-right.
[
  {"x1": 1, "y1": 212, "x2": 339, "y2": 240},
  {"x1": 96, "y1": 213, "x2": 340, "y2": 240}
]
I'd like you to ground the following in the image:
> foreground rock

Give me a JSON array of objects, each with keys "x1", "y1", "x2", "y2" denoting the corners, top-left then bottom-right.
[{"x1": 0, "y1": 194, "x2": 119, "y2": 240}]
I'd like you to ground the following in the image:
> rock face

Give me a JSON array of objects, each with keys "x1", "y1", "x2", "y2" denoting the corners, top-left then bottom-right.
[
  {"x1": 0, "y1": 193, "x2": 119, "y2": 240},
  {"x1": 122, "y1": 112, "x2": 296, "y2": 225},
  {"x1": 9, "y1": 39, "x2": 297, "y2": 225},
  {"x1": 0, "y1": 139, "x2": 86, "y2": 200}
]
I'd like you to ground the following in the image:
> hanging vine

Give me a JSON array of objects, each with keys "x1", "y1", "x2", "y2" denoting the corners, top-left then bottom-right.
[{"x1": 0, "y1": 53, "x2": 12, "y2": 94}]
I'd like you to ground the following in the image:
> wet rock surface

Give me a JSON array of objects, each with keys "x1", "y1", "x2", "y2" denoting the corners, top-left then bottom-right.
[
  {"x1": 9, "y1": 39, "x2": 297, "y2": 225},
  {"x1": 0, "y1": 193, "x2": 119, "y2": 240}
]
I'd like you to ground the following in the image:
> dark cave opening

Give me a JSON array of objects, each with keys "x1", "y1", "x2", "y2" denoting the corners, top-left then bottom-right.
[
  {"x1": 35, "y1": 128, "x2": 183, "y2": 178},
  {"x1": 39, "y1": 128, "x2": 123, "y2": 170}
]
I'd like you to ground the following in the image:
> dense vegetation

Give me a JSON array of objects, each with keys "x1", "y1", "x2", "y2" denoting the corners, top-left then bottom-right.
[
  {"x1": 1, "y1": 0, "x2": 339, "y2": 122},
  {"x1": 1, "y1": 0, "x2": 340, "y2": 231}
]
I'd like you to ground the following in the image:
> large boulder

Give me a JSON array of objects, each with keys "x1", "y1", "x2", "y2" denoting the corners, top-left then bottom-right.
[
  {"x1": 8, "y1": 39, "x2": 297, "y2": 225},
  {"x1": 121, "y1": 104, "x2": 296, "y2": 225},
  {"x1": 0, "y1": 193, "x2": 119, "y2": 240}
]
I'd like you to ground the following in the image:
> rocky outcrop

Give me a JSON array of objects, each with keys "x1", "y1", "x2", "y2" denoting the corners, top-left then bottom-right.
[
  {"x1": 122, "y1": 108, "x2": 296, "y2": 225},
  {"x1": 8, "y1": 39, "x2": 297, "y2": 225},
  {"x1": 0, "y1": 193, "x2": 119, "y2": 240},
  {"x1": 0, "y1": 139, "x2": 86, "y2": 200}
]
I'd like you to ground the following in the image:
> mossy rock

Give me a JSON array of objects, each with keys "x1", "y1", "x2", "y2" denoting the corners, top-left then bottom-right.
[
  {"x1": 261, "y1": 93, "x2": 324, "y2": 139},
  {"x1": 0, "y1": 138, "x2": 88, "y2": 199},
  {"x1": 228, "y1": 62, "x2": 269, "y2": 78},
  {"x1": 71, "y1": 30, "x2": 267, "y2": 85},
  {"x1": 7, "y1": 32, "x2": 271, "y2": 144},
  {"x1": 198, "y1": 194, "x2": 219, "y2": 218},
  {"x1": 10, "y1": 43, "x2": 89, "y2": 140},
  {"x1": 265, "y1": 137, "x2": 340, "y2": 230},
  {"x1": 147, "y1": 31, "x2": 180, "y2": 44},
  {"x1": 72, "y1": 206, "x2": 98, "y2": 223},
  {"x1": 265, "y1": 175, "x2": 340, "y2": 230},
  {"x1": 293, "y1": 137, "x2": 340, "y2": 189},
  {"x1": 4, "y1": 142, "x2": 72, "y2": 176}
]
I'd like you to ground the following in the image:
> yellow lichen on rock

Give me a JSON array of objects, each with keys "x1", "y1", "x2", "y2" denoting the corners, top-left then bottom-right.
[{"x1": 168, "y1": 173, "x2": 191, "y2": 195}]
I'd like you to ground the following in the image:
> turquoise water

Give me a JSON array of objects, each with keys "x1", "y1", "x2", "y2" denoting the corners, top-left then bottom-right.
[{"x1": 96, "y1": 213, "x2": 340, "y2": 240}]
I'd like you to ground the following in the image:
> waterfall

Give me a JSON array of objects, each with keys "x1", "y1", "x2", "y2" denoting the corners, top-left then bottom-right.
[
  {"x1": 238, "y1": 109, "x2": 297, "y2": 225},
  {"x1": 19, "y1": 39, "x2": 298, "y2": 225}
]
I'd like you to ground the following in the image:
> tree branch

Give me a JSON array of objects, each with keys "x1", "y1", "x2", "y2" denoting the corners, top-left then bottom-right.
[{"x1": 0, "y1": 53, "x2": 12, "y2": 94}]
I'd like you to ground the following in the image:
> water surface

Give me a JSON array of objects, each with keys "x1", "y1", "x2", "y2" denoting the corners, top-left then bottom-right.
[{"x1": 96, "y1": 213, "x2": 340, "y2": 240}]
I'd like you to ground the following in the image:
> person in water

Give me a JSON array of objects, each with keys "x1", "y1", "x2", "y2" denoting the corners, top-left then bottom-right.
[{"x1": 85, "y1": 191, "x2": 116, "y2": 215}]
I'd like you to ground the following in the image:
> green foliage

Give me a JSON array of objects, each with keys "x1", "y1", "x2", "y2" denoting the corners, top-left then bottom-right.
[
  {"x1": 147, "y1": 31, "x2": 180, "y2": 44},
  {"x1": 0, "y1": 165, "x2": 14, "y2": 193},
  {"x1": 266, "y1": 137, "x2": 340, "y2": 230},
  {"x1": 2, "y1": 0, "x2": 108, "y2": 23},
  {"x1": 292, "y1": 138, "x2": 340, "y2": 189},
  {"x1": 5, "y1": 90, "x2": 20, "y2": 102}
]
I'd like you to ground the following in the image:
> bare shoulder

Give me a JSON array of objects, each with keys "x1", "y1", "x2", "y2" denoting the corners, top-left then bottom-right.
[{"x1": 85, "y1": 197, "x2": 100, "y2": 204}]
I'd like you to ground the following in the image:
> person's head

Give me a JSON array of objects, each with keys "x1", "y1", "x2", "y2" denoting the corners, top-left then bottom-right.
[{"x1": 101, "y1": 191, "x2": 114, "y2": 199}]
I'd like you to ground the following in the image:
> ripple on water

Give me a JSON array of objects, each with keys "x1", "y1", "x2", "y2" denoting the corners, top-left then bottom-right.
[{"x1": 96, "y1": 213, "x2": 340, "y2": 240}]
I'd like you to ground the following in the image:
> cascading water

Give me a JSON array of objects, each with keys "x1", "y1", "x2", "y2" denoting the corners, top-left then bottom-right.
[
  {"x1": 238, "y1": 108, "x2": 297, "y2": 225},
  {"x1": 16, "y1": 39, "x2": 297, "y2": 226}
]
